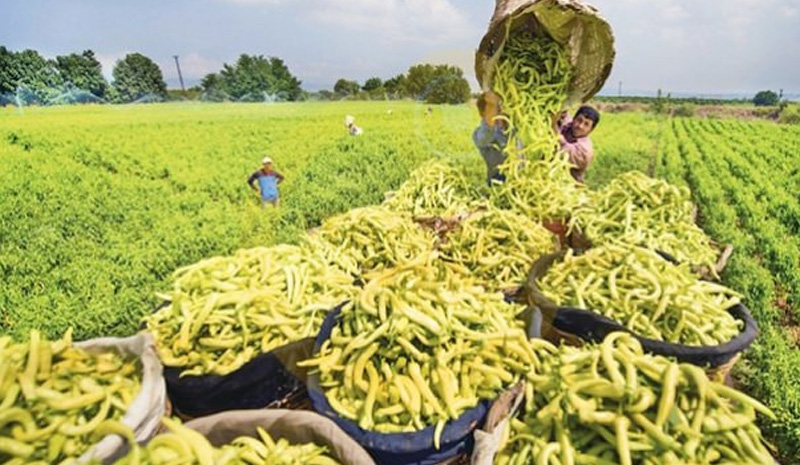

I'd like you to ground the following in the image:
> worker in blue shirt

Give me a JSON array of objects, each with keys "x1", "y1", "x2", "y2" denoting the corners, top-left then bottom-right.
[{"x1": 247, "y1": 156, "x2": 285, "y2": 206}]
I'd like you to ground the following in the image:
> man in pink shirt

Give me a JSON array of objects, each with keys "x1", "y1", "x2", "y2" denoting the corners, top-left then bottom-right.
[
  {"x1": 474, "y1": 90, "x2": 600, "y2": 184},
  {"x1": 555, "y1": 105, "x2": 600, "y2": 183}
]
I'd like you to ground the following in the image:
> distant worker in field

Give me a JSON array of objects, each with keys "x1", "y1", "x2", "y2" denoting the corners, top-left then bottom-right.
[
  {"x1": 473, "y1": 90, "x2": 600, "y2": 184},
  {"x1": 247, "y1": 156, "x2": 285, "y2": 206},
  {"x1": 348, "y1": 123, "x2": 363, "y2": 136},
  {"x1": 345, "y1": 114, "x2": 363, "y2": 136}
]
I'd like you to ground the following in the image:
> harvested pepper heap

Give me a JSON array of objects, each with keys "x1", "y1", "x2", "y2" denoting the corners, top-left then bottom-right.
[
  {"x1": 495, "y1": 332, "x2": 775, "y2": 465},
  {"x1": 438, "y1": 205, "x2": 558, "y2": 291},
  {"x1": 109, "y1": 417, "x2": 341, "y2": 465},
  {"x1": 301, "y1": 254, "x2": 545, "y2": 448},
  {"x1": 302, "y1": 206, "x2": 438, "y2": 276},
  {"x1": 571, "y1": 171, "x2": 719, "y2": 274},
  {"x1": 537, "y1": 244, "x2": 742, "y2": 346},
  {"x1": 145, "y1": 244, "x2": 356, "y2": 376},
  {"x1": 0, "y1": 330, "x2": 141, "y2": 464},
  {"x1": 489, "y1": 30, "x2": 589, "y2": 222},
  {"x1": 383, "y1": 160, "x2": 478, "y2": 218}
]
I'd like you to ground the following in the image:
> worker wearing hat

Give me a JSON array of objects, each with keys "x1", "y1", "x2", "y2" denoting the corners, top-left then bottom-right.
[{"x1": 247, "y1": 156, "x2": 285, "y2": 206}]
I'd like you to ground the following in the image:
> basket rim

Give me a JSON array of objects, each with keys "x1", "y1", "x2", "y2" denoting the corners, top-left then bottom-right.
[
  {"x1": 307, "y1": 304, "x2": 490, "y2": 455},
  {"x1": 524, "y1": 249, "x2": 759, "y2": 367},
  {"x1": 474, "y1": 0, "x2": 616, "y2": 105}
]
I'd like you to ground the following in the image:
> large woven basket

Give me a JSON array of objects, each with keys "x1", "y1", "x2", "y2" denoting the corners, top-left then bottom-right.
[{"x1": 475, "y1": 0, "x2": 615, "y2": 106}]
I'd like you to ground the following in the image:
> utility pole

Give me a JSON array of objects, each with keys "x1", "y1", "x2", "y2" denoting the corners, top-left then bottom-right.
[{"x1": 173, "y1": 55, "x2": 185, "y2": 92}]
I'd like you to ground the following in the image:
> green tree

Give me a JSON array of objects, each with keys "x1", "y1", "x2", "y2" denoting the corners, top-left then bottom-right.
[
  {"x1": 753, "y1": 90, "x2": 779, "y2": 107},
  {"x1": 0, "y1": 48, "x2": 63, "y2": 104},
  {"x1": 424, "y1": 65, "x2": 470, "y2": 104},
  {"x1": 216, "y1": 54, "x2": 302, "y2": 101},
  {"x1": 649, "y1": 89, "x2": 673, "y2": 115},
  {"x1": 111, "y1": 53, "x2": 167, "y2": 103},
  {"x1": 404, "y1": 64, "x2": 436, "y2": 99},
  {"x1": 0, "y1": 46, "x2": 19, "y2": 95},
  {"x1": 362, "y1": 77, "x2": 385, "y2": 100},
  {"x1": 333, "y1": 78, "x2": 360, "y2": 98},
  {"x1": 199, "y1": 73, "x2": 228, "y2": 101},
  {"x1": 54, "y1": 50, "x2": 107, "y2": 98},
  {"x1": 384, "y1": 74, "x2": 407, "y2": 99},
  {"x1": 402, "y1": 64, "x2": 470, "y2": 103},
  {"x1": 362, "y1": 77, "x2": 383, "y2": 92},
  {"x1": 267, "y1": 57, "x2": 302, "y2": 100},
  {"x1": 652, "y1": 88, "x2": 666, "y2": 114},
  {"x1": 315, "y1": 90, "x2": 335, "y2": 100}
]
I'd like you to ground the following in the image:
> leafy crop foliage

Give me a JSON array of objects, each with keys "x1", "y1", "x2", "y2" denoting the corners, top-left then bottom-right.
[
  {"x1": 655, "y1": 116, "x2": 800, "y2": 461},
  {"x1": 0, "y1": 103, "x2": 653, "y2": 343},
  {"x1": 779, "y1": 104, "x2": 800, "y2": 125},
  {"x1": 0, "y1": 102, "x2": 479, "y2": 341}
]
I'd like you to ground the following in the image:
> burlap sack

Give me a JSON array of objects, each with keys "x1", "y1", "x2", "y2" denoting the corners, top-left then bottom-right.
[
  {"x1": 75, "y1": 332, "x2": 166, "y2": 463},
  {"x1": 185, "y1": 409, "x2": 377, "y2": 465},
  {"x1": 475, "y1": 0, "x2": 615, "y2": 106},
  {"x1": 470, "y1": 384, "x2": 525, "y2": 465}
]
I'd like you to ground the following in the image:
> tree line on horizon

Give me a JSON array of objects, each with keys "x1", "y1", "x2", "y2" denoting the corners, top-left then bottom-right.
[
  {"x1": 0, "y1": 46, "x2": 472, "y2": 106},
  {"x1": 321, "y1": 64, "x2": 471, "y2": 104},
  {"x1": 0, "y1": 47, "x2": 166, "y2": 105}
]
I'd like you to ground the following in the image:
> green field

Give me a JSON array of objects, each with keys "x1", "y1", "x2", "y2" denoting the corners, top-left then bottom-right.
[
  {"x1": 0, "y1": 102, "x2": 656, "y2": 340},
  {"x1": 2, "y1": 102, "x2": 800, "y2": 459},
  {"x1": 0, "y1": 102, "x2": 478, "y2": 340}
]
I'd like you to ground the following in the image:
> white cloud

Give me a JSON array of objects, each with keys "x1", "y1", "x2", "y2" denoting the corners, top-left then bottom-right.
[
  {"x1": 307, "y1": 0, "x2": 471, "y2": 44},
  {"x1": 728, "y1": 0, "x2": 776, "y2": 7},
  {"x1": 723, "y1": 11, "x2": 761, "y2": 42},
  {"x1": 780, "y1": 5, "x2": 798, "y2": 17},
  {"x1": 660, "y1": 3, "x2": 688, "y2": 21},
  {"x1": 659, "y1": 26, "x2": 688, "y2": 46},
  {"x1": 601, "y1": 0, "x2": 686, "y2": 20}
]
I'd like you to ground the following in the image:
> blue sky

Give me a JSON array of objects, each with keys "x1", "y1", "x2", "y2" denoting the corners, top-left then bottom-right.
[{"x1": 2, "y1": 0, "x2": 799, "y2": 96}]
